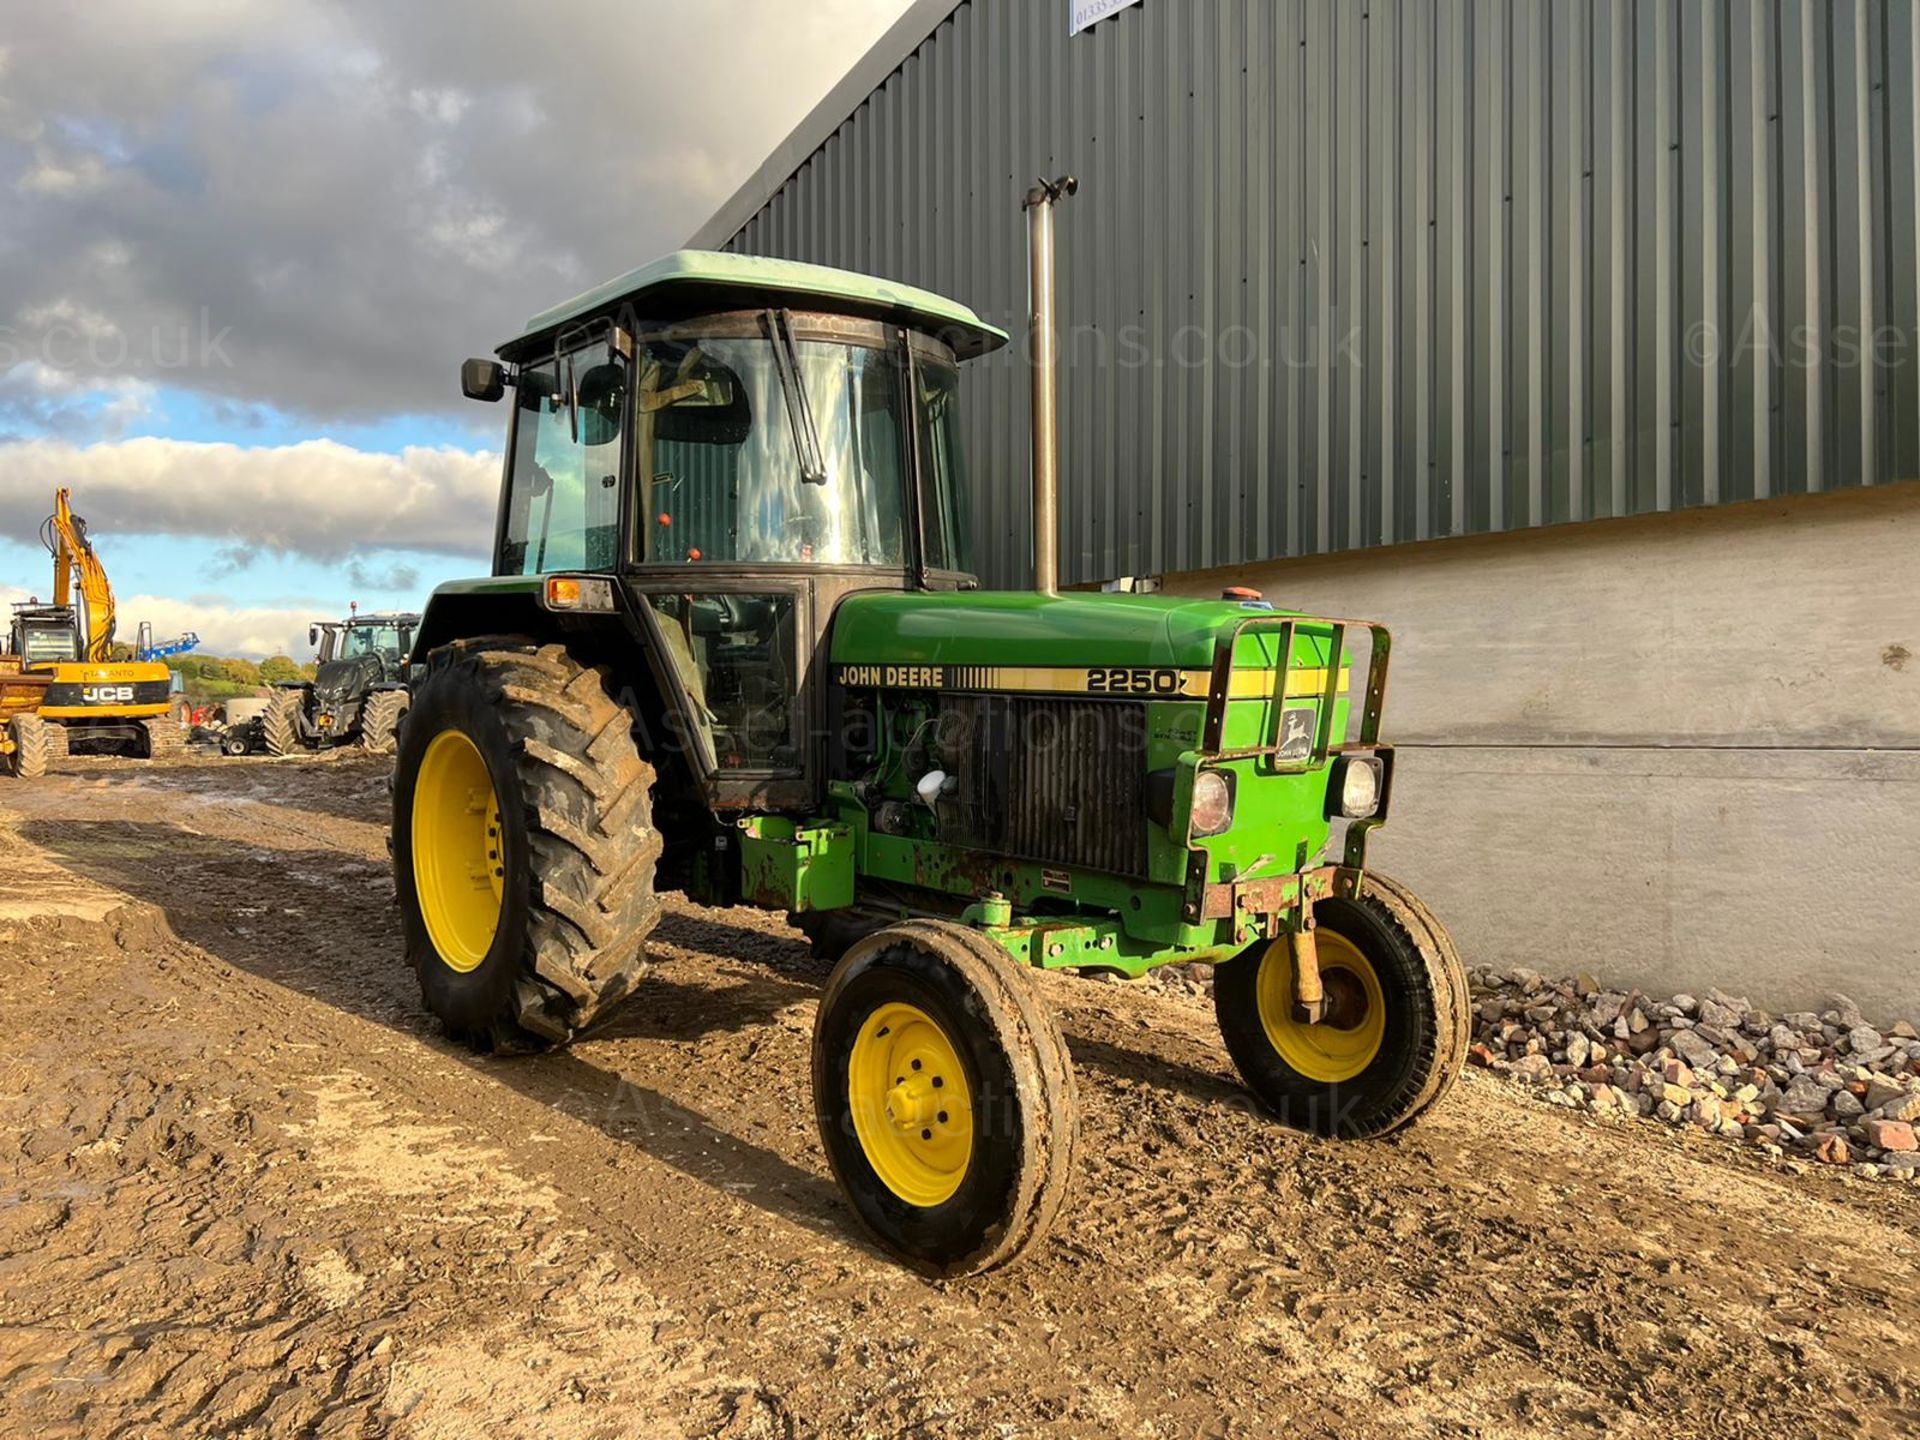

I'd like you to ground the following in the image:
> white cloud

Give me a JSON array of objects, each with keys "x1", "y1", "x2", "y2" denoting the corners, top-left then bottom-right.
[
  {"x1": 115, "y1": 592, "x2": 320, "y2": 661},
  {"x1": 1, "y1": 580, "x2": 320, "y2": 660},
  {"x1": 0, "y1": 365, "x2": 156, "y2": 441},
  {"x1": 18, "y1": 299, "x2": 122, "y2": 341},
  {"x1": 0, "y1": 0, "x2": 916, "y2": 421},
  {"x1": 0, "y1": 435, "x2": 500, "y2": 560},
  {"x1": 345, "y1": 557, "x2": 420, "y2": 593},
  {"x1": 18, "y1": 140, "x2": 111, "y2": 195}
]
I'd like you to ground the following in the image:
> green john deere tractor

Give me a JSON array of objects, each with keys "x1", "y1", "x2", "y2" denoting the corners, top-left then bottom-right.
[{"x1": 394, "y1": 183, "x2": 1467, "y2": 1277}]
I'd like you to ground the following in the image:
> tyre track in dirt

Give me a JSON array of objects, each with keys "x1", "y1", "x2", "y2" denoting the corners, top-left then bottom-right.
[{"x1": 0, "y1": 755, "x2": 1915, "y2": 1438}]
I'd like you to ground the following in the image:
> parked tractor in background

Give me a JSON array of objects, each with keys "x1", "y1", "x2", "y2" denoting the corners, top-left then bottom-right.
[
  {"x1": 2, "y1": 490, "x2": 184, "y2": 779},
  {"x1": 262, "y1": 611, "x2": 419, "y2": 755},
  {"x1": 391, "y1": 188, "x2": 1467, "y2": 1277}
]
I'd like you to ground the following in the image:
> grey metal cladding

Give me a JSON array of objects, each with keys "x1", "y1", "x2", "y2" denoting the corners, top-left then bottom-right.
[{"x1": 714, "y1": 0, "x2": 1920, "y2": 588}]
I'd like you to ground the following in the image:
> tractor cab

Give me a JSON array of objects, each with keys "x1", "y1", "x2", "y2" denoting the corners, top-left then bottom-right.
[
  {"x1": 8, "y1": 605, "x2": 82, "y2": 668},
  {"x1": 434, "y1": 250, "x2": 1002, "y2": 814},
  {"x1": 312, "y1": 614, "x2": 416, "y2": 669}
]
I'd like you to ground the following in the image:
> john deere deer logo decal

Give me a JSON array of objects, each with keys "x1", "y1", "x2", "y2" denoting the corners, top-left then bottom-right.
[{"x1": 1277, "y1": 706, "x2": 1315, "y2": 761}]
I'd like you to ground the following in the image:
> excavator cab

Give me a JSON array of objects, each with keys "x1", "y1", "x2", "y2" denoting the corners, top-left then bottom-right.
[{"x1": 8, "y1": 605, "x2": 82, "y2": 666}]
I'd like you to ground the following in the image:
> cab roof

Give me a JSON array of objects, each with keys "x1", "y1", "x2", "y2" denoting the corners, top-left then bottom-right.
[{"x1": 502, "y1": 250, "x2": 1008, "y2": 361}]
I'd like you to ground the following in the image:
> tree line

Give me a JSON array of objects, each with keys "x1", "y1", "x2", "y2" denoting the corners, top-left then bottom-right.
[{"x1": 162, "y1": 652, "x2": 318, "y2": 700}]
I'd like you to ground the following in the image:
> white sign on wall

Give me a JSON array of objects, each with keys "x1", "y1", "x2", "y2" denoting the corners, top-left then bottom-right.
[{"x1": 1070, "y1": 0, "x2": 1144, "y2": 37}]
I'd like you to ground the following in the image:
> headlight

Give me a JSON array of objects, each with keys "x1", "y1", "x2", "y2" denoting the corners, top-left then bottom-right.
[
  {"x1": 1190, "y1": 770, "x2": 1235, "y2": 837},
  {"x1": 1333, "y1": 757, "x2": 1382, "y2": 818}
]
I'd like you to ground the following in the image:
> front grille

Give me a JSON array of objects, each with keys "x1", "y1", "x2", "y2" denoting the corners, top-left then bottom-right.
[{"x1": 942, "y1": 696, "x2": 1148, "y2": 879}]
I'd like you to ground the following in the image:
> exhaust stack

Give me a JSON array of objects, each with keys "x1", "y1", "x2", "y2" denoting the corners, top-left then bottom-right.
[{"x1": 1023, "y1": 175, "x2": 1076, "y2": 596}]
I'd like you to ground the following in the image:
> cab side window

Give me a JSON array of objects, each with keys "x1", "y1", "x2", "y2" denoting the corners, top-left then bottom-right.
[{"x1": 501, "y1": 337, "x2": 627, "y2": 575}]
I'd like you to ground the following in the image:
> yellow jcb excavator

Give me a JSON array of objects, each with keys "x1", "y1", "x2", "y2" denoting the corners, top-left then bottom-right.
[{"x1": 1, "y1": 488, "x2": 183, "y2": 778}]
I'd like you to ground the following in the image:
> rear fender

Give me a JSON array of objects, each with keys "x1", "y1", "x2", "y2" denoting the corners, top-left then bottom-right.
[
  {"x1": 410, "y1": 579, "x2": 700, "y2": 777},
  {"x1": 411, "y1": 578, "x2": 723, "y2": 887}
]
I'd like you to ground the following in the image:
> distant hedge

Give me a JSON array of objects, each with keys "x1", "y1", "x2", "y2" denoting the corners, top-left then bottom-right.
[{"x1": 164, "y1": 652, "x2": 315, "y2": 704}]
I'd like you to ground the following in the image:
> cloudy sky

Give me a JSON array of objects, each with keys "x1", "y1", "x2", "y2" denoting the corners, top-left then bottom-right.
[{"x1": 0, "y1": 0, "x2": 912, "y2": 656}]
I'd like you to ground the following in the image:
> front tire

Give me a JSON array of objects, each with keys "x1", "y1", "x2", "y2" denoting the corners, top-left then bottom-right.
[
  {"x1": 392, "y1": 637, "x2": 661, "y2": 1051},
  {"x1": 1214, "y1": 872, "x2": 1468, "y2": 1138},
  {"x1": 261, "y1": 689, "x2": 303, "y2": 756},
  {"x1": 8, "y1": 713, "x2": 49, "y2": 779},
  {"x1": 812, "y1": 921, "x2": 1077, "y2": 1277},
  {"x1": 358, "y1": 689, "x2": 409, "y2": 755}
]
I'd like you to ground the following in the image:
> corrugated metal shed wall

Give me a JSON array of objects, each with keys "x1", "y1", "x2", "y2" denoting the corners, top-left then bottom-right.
[{"x1": 723, "y1": 0, "x2": 1920, "y2": 588}]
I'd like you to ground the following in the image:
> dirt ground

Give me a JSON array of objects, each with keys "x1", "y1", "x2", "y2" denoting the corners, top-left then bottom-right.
[{"x1": 0, "y1": 753, "x2": 1914, "y2": 1440}]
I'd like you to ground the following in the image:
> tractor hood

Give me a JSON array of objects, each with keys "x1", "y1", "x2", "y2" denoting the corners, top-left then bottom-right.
[
  {"x1": 828, "y1": 591, "x2": 1319, "y2": 674},
  {"x1": 313, "y1": 653, "x2": 381, "y2": 702}
]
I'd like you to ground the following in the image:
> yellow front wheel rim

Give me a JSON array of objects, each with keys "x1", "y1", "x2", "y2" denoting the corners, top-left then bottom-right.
[
  {"x1": 411, "y1": 729, "x2": 505, "y2": 974},
  {"x1": 848, "y1": 1002, "x2": 974, "y2": 1207},
  {"x1": 1255, "y1": 931, "x2": 1386, "y2": 1083}
]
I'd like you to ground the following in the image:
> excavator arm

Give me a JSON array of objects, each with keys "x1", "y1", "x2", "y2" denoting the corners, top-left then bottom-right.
[{"x1": 43, "y1": 488, "x2": 117, "y2": 663}]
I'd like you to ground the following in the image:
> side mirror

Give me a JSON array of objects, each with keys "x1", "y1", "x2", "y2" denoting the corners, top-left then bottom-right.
[
  {"x1": 575, "y1": 362, "x2": 626, "y2": 448},
  {"x1": 461, "y1": 358, "x2": 507, "y2": 403},
  {"x1": 308, "y1": 625, "x2": 319, "y2": 647}
]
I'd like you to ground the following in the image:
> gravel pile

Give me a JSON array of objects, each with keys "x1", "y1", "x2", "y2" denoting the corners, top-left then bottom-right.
[{"x1": 1466, "y1": 967, "x2": 1920, "y2": 1181}]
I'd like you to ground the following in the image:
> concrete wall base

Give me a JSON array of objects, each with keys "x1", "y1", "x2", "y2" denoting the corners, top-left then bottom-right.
[{"x1": 1163, "y1": 484, "x2": 1920, "y2": 1020}]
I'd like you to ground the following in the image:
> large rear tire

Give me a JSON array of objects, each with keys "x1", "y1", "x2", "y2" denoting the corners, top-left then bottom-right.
[
  {"x1": 8, "y1": 714, "x2": 49, "y2": 780},
  {"x1": 392, "y1": 637, "x2": 661, "y2": 1051},
  {"x1": 1214, "y1": 872, "x2": 1468, "y2": 1139},
  {"x1": 358, "y1": 689, "x2": 409, "y2": 755},
  {"x1": 261, "y1": 689, "x2": 303, "y2": 756},
  {"x1": 812, "y1": 921, "x2": 1078, "y2": 1277}
]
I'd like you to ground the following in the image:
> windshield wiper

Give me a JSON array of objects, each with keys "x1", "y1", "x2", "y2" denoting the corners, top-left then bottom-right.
[{"x1": 764, "y1": 308, "x2": 827, "y2": 486}]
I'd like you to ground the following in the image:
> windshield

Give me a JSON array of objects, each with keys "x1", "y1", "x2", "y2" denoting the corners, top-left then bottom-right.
[
  {"x1": 636, "y1": 335, "x2": 906, "y2": 566},
  {"x1": 340, "y1": 624, "x2": 407, "y2": 660},
  {"x1": 20, "y1": 621, "x2": 77, "y2": 664}
]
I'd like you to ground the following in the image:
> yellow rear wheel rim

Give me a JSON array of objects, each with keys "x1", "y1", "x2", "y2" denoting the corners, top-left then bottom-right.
[
  {"x1": 848, "y1": 1002, "x2": 974, "y2": 1207},
  {"x1": 411, "y1": 729, "x2": 504, "y2": 974},
  {"x1": 1255, "y1": 930, "x2": 1385, "y2": 1083}
]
